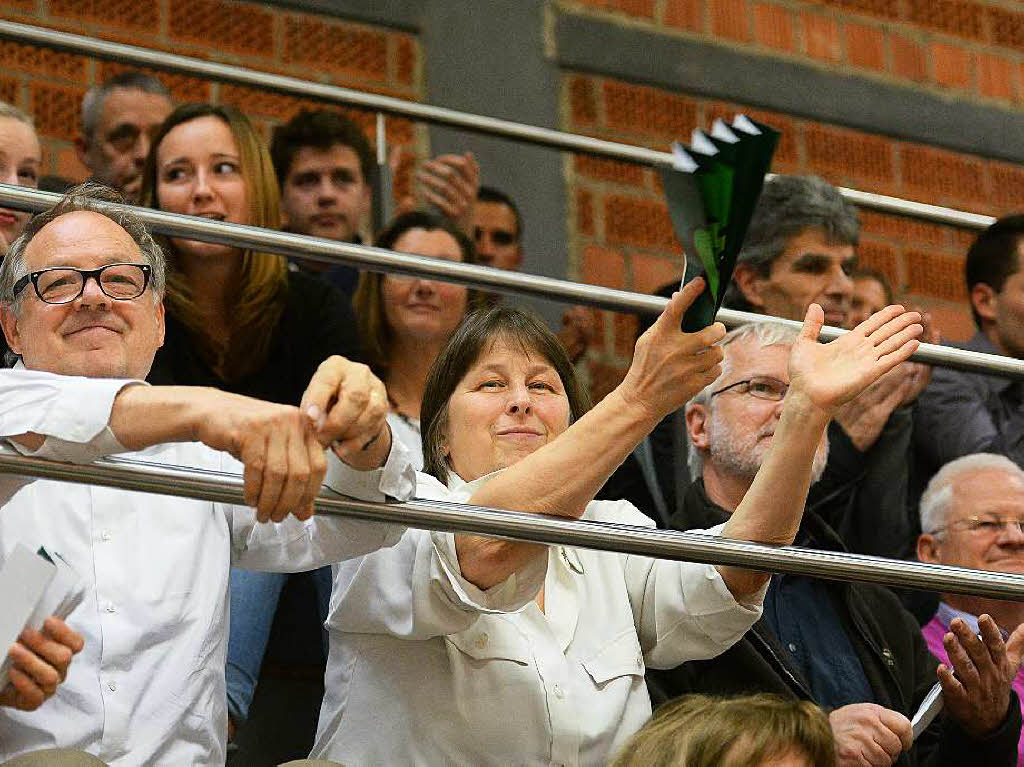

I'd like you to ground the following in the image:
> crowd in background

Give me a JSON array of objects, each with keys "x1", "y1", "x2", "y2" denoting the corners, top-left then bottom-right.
[{"x1": 0, "y1": 69, "x2": 1023, "y2": 767}]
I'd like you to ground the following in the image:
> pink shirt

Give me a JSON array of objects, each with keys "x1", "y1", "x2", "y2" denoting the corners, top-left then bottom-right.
[{"x1": 922, "y1": 603, "x2": 1024, "y2": 767}]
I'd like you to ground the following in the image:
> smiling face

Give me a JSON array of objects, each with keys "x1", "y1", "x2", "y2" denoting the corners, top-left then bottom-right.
[
  {"x1": 154, "y1": 115, "x2": 249, "y2": 262},
  {"x1": 280, "y1": 144, "x2": 370, "y2": 242},
  {"x1": 0, "y1": 117, "x2": 42, "y2": 252},
  {"x1": 737, "y1": 227, "x2": 856, "y2": 328},
  {"x1": 0, "y1": 210, "x2": 165, "y2": 379},
  {"x1": 382, "y1": 228, "x2": 469, "y2": 347},
  {"x1": 442, "y1": 339, "x2": 571, "y2": 482},
  {"x1": 919, "y1": 468, "x2": 1024, "y2": 576}
]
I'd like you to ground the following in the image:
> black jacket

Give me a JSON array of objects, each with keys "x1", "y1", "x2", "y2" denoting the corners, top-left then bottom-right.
[{"x1": 647, "y1": 481, "x2": 1021, "y2": 767}]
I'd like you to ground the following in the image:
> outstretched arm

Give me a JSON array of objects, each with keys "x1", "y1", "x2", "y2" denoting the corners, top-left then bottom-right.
[
  {"x1": 459, "y1": 280, "x2": 726, "y2": 588},
  {"x1": 718, "y1": 303, "x2": 922, "y2": 598}
]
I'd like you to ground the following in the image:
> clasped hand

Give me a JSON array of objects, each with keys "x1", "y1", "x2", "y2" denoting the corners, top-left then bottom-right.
[{"x1": 196, "y1": 356, "x2": 390, "y2": 523}]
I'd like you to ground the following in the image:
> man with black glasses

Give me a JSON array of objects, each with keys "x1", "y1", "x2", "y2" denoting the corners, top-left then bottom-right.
[
  {"x1": 649, "y1": 320, "x2": 1023, "y2": 767},
  {"x1": 0, "y1": 184, "x2": 413, "y2": 765}
]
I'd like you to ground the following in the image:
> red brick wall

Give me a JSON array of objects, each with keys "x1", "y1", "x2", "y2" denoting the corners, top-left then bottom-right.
[
  {"x1": 0, "y1": 0, "x2": 422, "y2": 198},
  {"x1": 561, "y1": 0, "x2": 1024, "y2": 398}
]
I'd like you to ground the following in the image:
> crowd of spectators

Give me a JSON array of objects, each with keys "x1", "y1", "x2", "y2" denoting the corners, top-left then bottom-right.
[{"x1": 0, "y1": 69, "x2": 1023, "y2": 767}]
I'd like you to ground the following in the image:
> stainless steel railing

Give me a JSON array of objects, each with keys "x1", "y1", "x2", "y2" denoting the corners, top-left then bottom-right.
[
  {"x1": 1, "y1": 183, "x2": 1019, "y2": 379},
  {"x1": 0, "y1": 19, "x2": 997, "y2": 231},
  {"x1": 0, "y1": 448, "x2": 1021, "y2": 600}
]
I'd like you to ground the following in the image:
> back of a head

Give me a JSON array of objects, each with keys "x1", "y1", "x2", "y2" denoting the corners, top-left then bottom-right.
[
  {"x1": 723, "y1": 175, "x2": 860, "y2": 310},
  {"x1": 270, "y1": 109, "x2": 374, "y2": 187},
  {"x1": 608, "y1": 694, "x2": 834, "y2": 767},
  {"x1": 965, "y1": 215, "x2": 1024, "y2": 329}
]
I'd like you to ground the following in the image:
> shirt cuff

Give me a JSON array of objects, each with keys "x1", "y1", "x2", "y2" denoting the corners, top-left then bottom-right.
[
  {"x1": 322, "y1": 434, "x2": 416, "y2": 502},
  {"x1": 430, "y1": 530, "x2": 547, "y2": 613}
]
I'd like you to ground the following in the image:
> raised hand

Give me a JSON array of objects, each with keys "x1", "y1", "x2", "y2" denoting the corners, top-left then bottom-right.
[
  {"x1": 618, "y1": 277, "x2": 726, "y2": 421},
  {"x1": 939, "y1": 614, "x2": 1024, "y2": 737},
  {"x1": 415, "y1": 152, "x2": 479, "y2": 235},
  {"x1": 300, "y1": 355, "x2": 392, "y2": 472},
  {"x1": 788, "y1": 303, "x2": 922, "y2": 416},
  {"x1": 829, "y1": 703, "x2": 911, "y2": 767},
  {"x1": 0, "y1": 617, "x2": 84, "y2": 712}
]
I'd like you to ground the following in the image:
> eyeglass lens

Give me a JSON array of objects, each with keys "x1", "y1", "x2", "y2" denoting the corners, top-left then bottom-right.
[{"x1": 36, "y1": 265, "x2": 148, "y2": 304}]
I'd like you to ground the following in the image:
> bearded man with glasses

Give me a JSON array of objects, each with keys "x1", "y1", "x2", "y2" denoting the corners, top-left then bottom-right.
[
  {"x1": 648, "y1": 320, "x2": 1024, "y2": 767},
  {"x1": 917, "y1": 453, "x2": 1024, "y2": 767}
]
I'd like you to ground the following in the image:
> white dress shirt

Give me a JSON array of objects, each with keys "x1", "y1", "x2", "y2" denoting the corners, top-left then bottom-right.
[
  {"x1": 312, "y1": 470, "x2": 765, "y2": 767},
  {"x1": 0, "y1": 368, "x2": 415, "y2": 766}
]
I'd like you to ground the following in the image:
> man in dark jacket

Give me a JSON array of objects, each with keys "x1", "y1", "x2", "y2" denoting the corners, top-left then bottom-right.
[{"x1": 648, "y1": 319, "x2": 1023, "y2": 767}]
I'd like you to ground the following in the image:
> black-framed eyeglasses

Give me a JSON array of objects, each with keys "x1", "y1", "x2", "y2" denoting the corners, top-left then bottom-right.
[
  {"x1": 928, "y1": 515, "x2": 1024, "y2": 537},
  {"x1": 13, "y1": 263, "x2": 152, "y2": 305},
  {"x1": 710, "y1": 376, "x2": 789, "y2": 402}
]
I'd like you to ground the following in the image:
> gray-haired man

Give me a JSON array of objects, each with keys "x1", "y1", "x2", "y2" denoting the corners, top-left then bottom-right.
[
  {"x1": 0, "y1": 184, "x2": 412, "y2": 765},
  {"x1": 76, "y1": 72, "x2": 172, "y2": 203}
]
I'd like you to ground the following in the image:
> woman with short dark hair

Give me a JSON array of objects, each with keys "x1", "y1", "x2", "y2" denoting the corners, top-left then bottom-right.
[{"x1": 311, "y1": 282, "x2": 921, "y2": 765}]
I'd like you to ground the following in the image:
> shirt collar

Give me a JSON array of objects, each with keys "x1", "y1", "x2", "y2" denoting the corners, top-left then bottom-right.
[{"x1": 964, "y1": 333, "x2": 1015, "y2": 393}]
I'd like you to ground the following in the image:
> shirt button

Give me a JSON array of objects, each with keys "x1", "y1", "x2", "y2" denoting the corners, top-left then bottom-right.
[
  {"x1": 475, "y1": 633, "x2": 489, "y2": 649},
  {"x1": 107, "y1": 681, "x2": 117, "y2": 692},
  {"x1": 100, "y1": 530, "x2": 112, "y2": 542},
  {"x1": 635, "y1": 655, "x2": 642, "y2": 669},
  {"x1": 788, "y1": 642, "x2": 798, "y2": 653},
  {"x1": 553, "y1": 684, "x2": 565, "y2": 699},
  {"x1": 105, "y1": 602, "x2": 116, "y2": 613}
]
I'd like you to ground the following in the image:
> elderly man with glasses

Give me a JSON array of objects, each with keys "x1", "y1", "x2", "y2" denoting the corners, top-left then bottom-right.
[
  {"x1": 0, "y1": 183, "x2": 413, "y2": 766},
  {"x1": 918, "y1": 453, "x2": 1024, "y2": 767},
  {"x1": 648, "y1": 320, "x2": 1024, "y2": 767}
]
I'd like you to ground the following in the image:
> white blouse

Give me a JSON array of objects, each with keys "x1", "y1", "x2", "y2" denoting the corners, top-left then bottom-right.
[{"x1": 312, "y1": 470, "x2": 765, "y2": 767}]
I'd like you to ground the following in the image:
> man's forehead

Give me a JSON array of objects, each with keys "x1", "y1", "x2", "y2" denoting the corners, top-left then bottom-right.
[
  {"x1": 952, "y1": 469, "x2": 1024, "y2": 508},
  {"x1": 724, "y1": 336, "x2": 791, "y2": 376},
  {"x1": 100, "y1": 88, "x2": 171, "y2": 122},
  {"x1": 292, "y1": 144, "x2": 362, "y2": 170},
  {"x1": 26, "y1": 211, "x2": 142, "y2": 267}
]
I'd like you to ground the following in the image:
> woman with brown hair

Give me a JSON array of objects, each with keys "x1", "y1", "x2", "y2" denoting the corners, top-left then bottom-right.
[
  {"x1": 311, "y1": 285, "x2": 922, "y2": 765},
  {"x1": 353, "y1": 209, "x2": 476, "y2": 468},
  {"x1": 139, "y1": 103, "x2": 362, "y2": 741}
]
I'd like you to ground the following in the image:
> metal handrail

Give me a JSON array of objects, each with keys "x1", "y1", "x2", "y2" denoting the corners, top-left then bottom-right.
[
  {"x1": 0, "y1": 448, "x2": 1022, "y2": 600},
  {"x1": 0, "y1": 20, "x2": 996, "y2": 231},
  {"x1": 1, "y1": 183, "x2": 1019, "y2": 379}
]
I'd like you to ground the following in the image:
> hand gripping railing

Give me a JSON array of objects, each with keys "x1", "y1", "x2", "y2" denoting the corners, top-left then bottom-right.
[
  {"x1": 0, "y1": 448, "x2": 1022, "y2": 601},
  {"x1": 1, "y1": 183, "x2": 1021, "y2": 380},
  {"x1": 0, "y1": 19, "x2": 996, "y2": 231}
]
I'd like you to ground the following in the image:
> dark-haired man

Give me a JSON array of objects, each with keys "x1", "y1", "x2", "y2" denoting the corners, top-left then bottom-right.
[
  {"x1": 76, "y1": 72, "x2": 172, "y2": 203},
  {"x1": 474, "y1": 185, "x2": 523, "y2": 271},
  {"x1": 915, "y1": 215, "x2": 1024, "y2": 480},
  {"x1": 271, "y1": 109, "x2": 478, "y2": 297}
]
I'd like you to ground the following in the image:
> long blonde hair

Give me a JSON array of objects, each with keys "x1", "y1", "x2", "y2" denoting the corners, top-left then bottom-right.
[{"x1": 141, "y1": 103, "x2": 287, "y2": 381}]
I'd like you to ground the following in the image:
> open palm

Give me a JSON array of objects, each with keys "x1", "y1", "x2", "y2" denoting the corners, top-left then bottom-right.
[{"x1": 788, "y1": 303, "x2": 922, "y2": 413}]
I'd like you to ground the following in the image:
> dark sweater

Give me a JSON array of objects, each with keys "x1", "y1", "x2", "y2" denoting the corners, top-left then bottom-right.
[
  {"x1": 647, "y1": 480, "x2": 1022, "y2": 767},
  {"x1": 148, "y1": 270, "x2": 360, "y2": 404}
]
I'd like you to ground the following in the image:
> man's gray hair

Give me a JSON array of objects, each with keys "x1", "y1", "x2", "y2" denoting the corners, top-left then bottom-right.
[
  {"x1": 0, "y1": 182, "x2": 166, "y2": 312},
  {"x1": 686, "y1": 321, "x2": 800, "y2": 474},
  {"x1": 919, "y1": 453, "x2": 1024, "y2": 535},
  {"x1": 81, "y1": 71, "x2": 170, "y2": 141},
  {"x1": 723, "y1": 175, "x2": 861, "y2": 310},
  {"x1": 0, "y1": 100, "x2": 34, "y2": 127}
]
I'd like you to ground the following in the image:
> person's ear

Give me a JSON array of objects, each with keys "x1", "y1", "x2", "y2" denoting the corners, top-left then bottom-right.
[
  {"x1": 732, "y1": 264, "x2": 767, "y2": 310},
  {"x1": 686, "y1": 403, "x2": 710, "y2": 451},
  {"x1": 971, "y1": 283, "x2": 998, "y2": 326},
  {"x1": 916, "y1": 533, "x2": 942, "y2": 565},
  {"x1": 154, "y1": 298, "x2": 166, "y2": 349},
  {"x1": 74, "y1": 134, "x2": 90, "y2": 168},
  {"x1": 0, "y1": 304, "x2": 23, "y2": 356}
]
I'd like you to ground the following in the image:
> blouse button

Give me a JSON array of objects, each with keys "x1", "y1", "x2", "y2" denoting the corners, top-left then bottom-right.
[
  {"x1": 553, "y1": 684, "x2": 565, "y2": 699},
  {"x1": 100, "y1": 530, "x2": 112, "y2": 542},
  {"x1": 475, "y1": 633, "x2": 489, "y2": 649},
  {"x1": 107, "y1": 681, "x2": 117, "y2": 692},
  {"x1": 788, "y1": 643, "x2": 798, "y2": 653}
]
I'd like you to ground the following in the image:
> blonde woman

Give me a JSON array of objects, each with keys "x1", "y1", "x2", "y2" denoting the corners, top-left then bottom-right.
[
  {"x1": 0, "y1": 101, "x2": 42, "y2": 366},
  {"x1": 139, "y1": 103, "x2": 361, "y2": 742}
]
